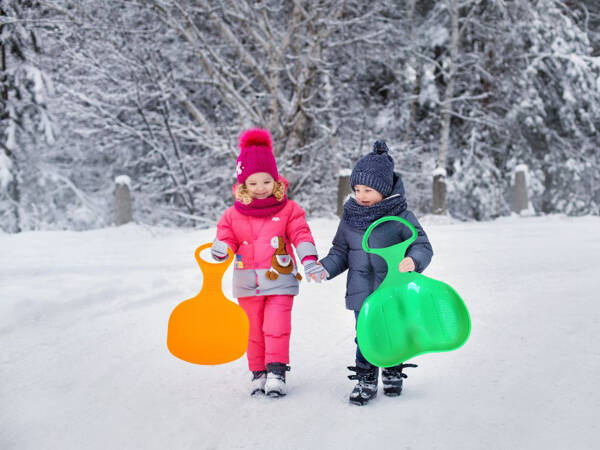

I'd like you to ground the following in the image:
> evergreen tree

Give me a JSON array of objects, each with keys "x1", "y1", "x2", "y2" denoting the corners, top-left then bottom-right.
[{"x1": 1, "y1": 0, "x2": 54, "y2": 232}]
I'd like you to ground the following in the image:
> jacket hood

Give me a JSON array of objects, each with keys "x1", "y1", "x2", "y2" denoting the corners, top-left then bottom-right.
[{"x1": 389, "y1": 172, "x2": 406, "y2": 201}]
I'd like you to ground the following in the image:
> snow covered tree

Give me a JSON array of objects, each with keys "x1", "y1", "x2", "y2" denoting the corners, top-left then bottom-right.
[
  {"x1": 410, "y1": 0, "x2": 600, "y2": 219},
  {"x1": 35, "y1": 0, "x2": 231, "y2": 228},
  {"x1": 499, "y1": 0, "x2": 600, "y2": 215},
  {"x1": 0, "y1": 0, "x2": 54, "y2": 232},
  {"x1": 3, "y1": 0, "x2": 597, "y2": 230},
  {"x1": 33, "y1": 0, "x2": 395, "y2": 226},
  {"x1": 147, "y1": 0, "x2": 390, "y2": 212}
]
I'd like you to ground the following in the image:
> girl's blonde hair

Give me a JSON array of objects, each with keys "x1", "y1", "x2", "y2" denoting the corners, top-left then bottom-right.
[{"x1": 235, "y1": 180, "x2": 286, "y2": 205}]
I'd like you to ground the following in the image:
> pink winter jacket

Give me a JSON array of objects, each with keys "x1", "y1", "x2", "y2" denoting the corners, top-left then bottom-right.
[{"x1": 215, "y1": 199, "x2": 318, "y2": 298}]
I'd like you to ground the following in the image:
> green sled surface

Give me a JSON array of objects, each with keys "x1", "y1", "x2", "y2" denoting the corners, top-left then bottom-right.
[{"x1": 356, "y1": 216, "x2": 471, "y2": 367}]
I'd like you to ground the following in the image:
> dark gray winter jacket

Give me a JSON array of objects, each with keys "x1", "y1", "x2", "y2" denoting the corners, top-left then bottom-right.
[{"x1": 320, "y1": 174, "x2": 433, "y2": 311}]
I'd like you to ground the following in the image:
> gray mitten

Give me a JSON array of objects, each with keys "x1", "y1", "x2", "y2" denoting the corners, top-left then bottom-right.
[
  {"x1": 211, "y1": 239, "x2": 229, "y2": 261},
  {"x1": 303, "y1": 260, "x2": 327, "y2": 283}
]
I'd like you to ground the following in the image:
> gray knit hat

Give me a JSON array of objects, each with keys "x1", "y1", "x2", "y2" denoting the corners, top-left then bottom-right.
[{"x1": 350, "y1": 140, "x2": 395, "y2": 197}]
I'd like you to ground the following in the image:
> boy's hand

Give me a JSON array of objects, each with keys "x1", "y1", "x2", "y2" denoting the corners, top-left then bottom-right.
[
  {"x1": 303, "y1": 260, "x2": 327, "y2": 283},
  {"x1": 398, "y1": 257, "x2": 415, "y2": 272}
]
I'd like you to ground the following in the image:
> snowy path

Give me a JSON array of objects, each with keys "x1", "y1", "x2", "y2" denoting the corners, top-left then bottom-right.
[{"x1": 1, "y1": 216, "x2": 599, "y2": 449}]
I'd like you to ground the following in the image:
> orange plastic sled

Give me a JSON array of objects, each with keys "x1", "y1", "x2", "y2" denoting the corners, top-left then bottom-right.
[{"x1": 167, "y1": 243, "x2": 249, "y2": 365}]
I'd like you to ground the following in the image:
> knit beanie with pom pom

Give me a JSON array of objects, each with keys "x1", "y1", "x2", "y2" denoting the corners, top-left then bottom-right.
[
  {"x1": 235, "y1": 128, "x2": 278, "y2": 184},
  {"x1": 350, "y1": 140, "x2": 395, "y2": 197}
]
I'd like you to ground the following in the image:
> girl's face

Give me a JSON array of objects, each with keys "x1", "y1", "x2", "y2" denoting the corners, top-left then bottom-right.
[
  {"x1": 354, "y1": 184, "x2": 383, "y2": 207},
  {"x1": 245, "y1": 172, "x2": 275, "y2": 199}
]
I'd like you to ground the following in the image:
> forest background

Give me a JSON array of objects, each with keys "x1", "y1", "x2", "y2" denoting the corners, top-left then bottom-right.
[{"x1": 1, "y1": 0, "x2": 599, "y2": 232}]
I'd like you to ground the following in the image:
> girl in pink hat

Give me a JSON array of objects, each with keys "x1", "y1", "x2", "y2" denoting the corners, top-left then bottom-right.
[{"x1": 211, "y1": 128, "x2": 326, "y2": 397}]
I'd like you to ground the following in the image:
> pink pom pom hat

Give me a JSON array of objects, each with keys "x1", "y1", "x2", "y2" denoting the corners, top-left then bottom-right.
[{"x1": 235, "y1": 128, "x2": 279, "y2": 184}]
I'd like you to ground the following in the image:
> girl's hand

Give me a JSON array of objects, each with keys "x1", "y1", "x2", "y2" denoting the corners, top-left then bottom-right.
[
  {"x1": 398, "y1": 257, "x2": 415, "y2": 273},
  {"x1": 211, "y1": 239, "x2": 229, "y2": 261},
  {"x1": 303, "y1": 260, "x2": 327, "y2": 283}
]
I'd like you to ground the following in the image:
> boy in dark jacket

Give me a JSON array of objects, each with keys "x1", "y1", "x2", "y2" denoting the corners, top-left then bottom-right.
[{"x1": 319, "y1": 140, "x2": 433, "y2": 405}]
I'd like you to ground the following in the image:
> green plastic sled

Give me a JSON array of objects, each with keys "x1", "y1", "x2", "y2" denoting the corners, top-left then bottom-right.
[{"x1": 356, "y1": 216, "x2": 471, "y2": 367}]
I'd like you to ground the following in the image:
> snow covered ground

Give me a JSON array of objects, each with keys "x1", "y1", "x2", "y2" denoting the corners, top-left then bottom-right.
[{"x1": 1, "y1": 215, "x2": 599, "y2": 450}]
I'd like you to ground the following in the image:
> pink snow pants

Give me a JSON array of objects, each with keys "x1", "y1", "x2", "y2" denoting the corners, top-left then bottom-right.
[{"x1": 237, "y1": 295, "x2": 294, "y2": 371}]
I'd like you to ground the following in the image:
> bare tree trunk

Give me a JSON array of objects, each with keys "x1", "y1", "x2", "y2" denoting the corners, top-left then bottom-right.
[
  {"x1": 434, "y1": 0, "x2": 459, "y2": 215},
  {"x1": 0, "y1": 9, "x2": 7, "y2": 113},
  {"x1": 3, "y1": 152, "x2": 22, "y2": 232},
  {"x1": 403, "y1": 0, "x2": 420, "y2": 147}
]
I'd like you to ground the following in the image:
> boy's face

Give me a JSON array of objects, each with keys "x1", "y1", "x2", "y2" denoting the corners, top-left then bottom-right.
[
  {"x1": 354, "y1": 184, "x2": 383, "y2": 207},
  {"x1": 245, "y1": 172, "x2": 275, "y2": 199}
]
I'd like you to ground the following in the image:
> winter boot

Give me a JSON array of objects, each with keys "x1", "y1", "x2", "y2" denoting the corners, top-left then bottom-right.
[
  {"x1": 265, "y1": 362, "x2": 290, "y2": 397},
  {"x1": 348, "y1": 365, "x2": 378, "y2": 406},
  {"x1": 381, "y1": 363, "x2": 418, "y2": 397},
  {"x1": 250, "y1": 370, "x2": 267, "y2": 396}
]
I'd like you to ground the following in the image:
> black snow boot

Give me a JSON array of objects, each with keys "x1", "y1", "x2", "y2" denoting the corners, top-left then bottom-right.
[
  {"x1": 348, "y1": 365, "x2": 378, "y2": 406},
  {"x1": 265, "y1": 362, "x2": 290, "y2": 397},
  {"x1": 381, "y1": 363, "x2": 418, "y2": 397}
]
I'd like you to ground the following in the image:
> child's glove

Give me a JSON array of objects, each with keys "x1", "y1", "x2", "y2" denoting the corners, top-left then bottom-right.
[
  {"x1": 303, "y1": 260, "x2": 327, "y2": 283},
  {"x1": 211, "y1": 240, "x2": 229, "y2": 261}
]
